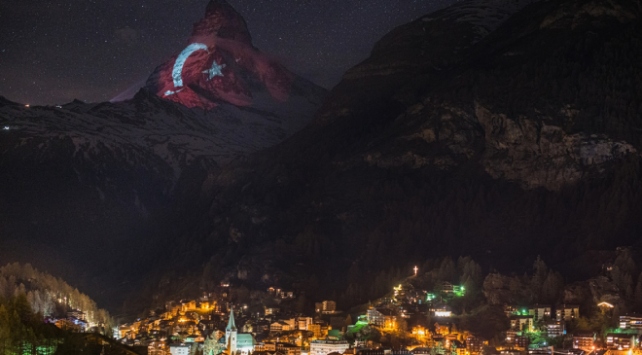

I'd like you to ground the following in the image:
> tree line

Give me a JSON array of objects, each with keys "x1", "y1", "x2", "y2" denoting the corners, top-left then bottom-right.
[{"x1": 0, "y1": 263, "x2": 112, "y2": 329}]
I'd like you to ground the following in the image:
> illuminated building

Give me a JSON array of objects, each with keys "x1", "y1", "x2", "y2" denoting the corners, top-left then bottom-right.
[
  {"x1": 315, "y1": 300, "x2": 337, "y2": 314},
  {"x1": 54, "y1": 317, "x2": 87, "y2": 333},
  {"x1": 181, "y1": 300, "x2": 197, "y2": 312},
  {"x1": 223, "y1": 308, "x2": 256, "y2": 355},
  {"x1": 309, "y1": 340, "x2": 349, "y2": 355},
  {"x1": 367, "y1": 308, "x2": 385, "y2": 326},
  {"x1": 441, "y1": 282, "x2": 455, "y2": 294},
  {"x1": 466, "y1": 336, "x2": 484, "y2": 354},
  {"x1": 515, "y1": 336, "x2": 530, "y2": 348},
  {"x1": 412, "y1": 326, "x2": 428, "y2": 338},
  {"x1": 297, "y1": 317, "x2": 314, "y2": 330},
  {"x1": 67, "y1": 309, "x2": 87, "y2": 321},
  {"x1": 360, "y1": 350, "x2": 414, "y2": 355},
  {"x1": 200, "y1": 301, "x2": 215, "y2": 311},
  {"x1": 555, "y1": 304, "x2": 579, "y2": 321},
  {"x1": 170, "y1": 344, "x2": 191, "y2": 355},
  {"x1": 430, "y1": 304, "x2": 453, "y2": 318},
  {"x1": 255, "y1": 342, "x2": 277, "y2": 352},
  {"x1": 619, "y1": 314, "x2": 642, "y2": 330},
  {"x1": 270, "y1": 321, "x2": 292, "y2": 332},
  {"x1": 543, "y1": 321, "x2": 563, "y2": 338},
  {"x1": 453, "y1": 286, "x2": 465, "y2": 297},
  {"x1": 148, "y1": 341, "x2": 168, "y2": 355},
  {"x1": 308, "y1": 322, "x2": 328, "y2": 339},
  {"x1": 226, "y1": 309, "x2": 238, "y2": 354},
  {"x1": 509, "y1": 316, "x2": 534, "y2": 332},
  {"x1": 277, "y1": 342, "x2": 302, "y2": 355},
  {"x1": 505, "y1": 330, "x2": 518, "y2": 343},
  {"x1": 434, "y1": 323, "x2": 451, "y2": 336},
  {"x1": 606, "y1": 334, "x2": 635, "y2": 349},
  {"x1": 384, "y1": 316, "x2": 397, "y2": 330},
  {"x1": 528, "y1": 305, "x2": 551, "y2": 322},
  {"x1": 572, "y1": 333, "x2": 595, "y2": 351}
]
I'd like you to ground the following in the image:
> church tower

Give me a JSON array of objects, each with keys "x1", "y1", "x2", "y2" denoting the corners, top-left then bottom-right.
[{"x1": 225, "y1": 308, "x2": 238, "y2": 355}]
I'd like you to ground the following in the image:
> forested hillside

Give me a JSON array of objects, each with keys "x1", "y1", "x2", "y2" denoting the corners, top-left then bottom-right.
[{"x1": 0, "y1": 263, "x2": 111, "y2": 327}]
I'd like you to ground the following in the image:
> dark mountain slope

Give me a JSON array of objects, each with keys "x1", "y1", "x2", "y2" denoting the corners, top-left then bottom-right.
[
  {"x1": 153, "y1": 0, "x2": 642, "y2": 308},
  {"x1": 0, "y1": 0, "x2": 325, "y2": 311}
]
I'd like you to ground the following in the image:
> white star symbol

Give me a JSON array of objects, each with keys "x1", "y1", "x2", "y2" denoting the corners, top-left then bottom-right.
[{"x1": 203, "y1": 60, "x2": 226, "y2": 80}]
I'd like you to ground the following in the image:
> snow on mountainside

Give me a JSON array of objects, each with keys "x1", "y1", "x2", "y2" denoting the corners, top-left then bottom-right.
[
  {"x1": 0, "y1": 88, "x2": 320, "y2": 180},
  {"x1": 423, "y1": 0, "x2": 541, "y2": 40},
  {"x1": 0, "y1": 0, "x2": 326, "y2": 183}
]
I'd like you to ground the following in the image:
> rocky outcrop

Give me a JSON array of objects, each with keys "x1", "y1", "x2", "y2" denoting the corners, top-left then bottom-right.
[{"x1": 476, "y1": 104, "x2": 636, "y2": 190}]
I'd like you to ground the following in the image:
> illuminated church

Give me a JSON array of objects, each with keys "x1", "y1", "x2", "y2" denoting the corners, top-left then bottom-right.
[
  {"x1": 221, "y1": 308, "x2": 255, "y2": 355},
  {"x1": 203, "y1": 309, "x2": 255, "y2": 355}
]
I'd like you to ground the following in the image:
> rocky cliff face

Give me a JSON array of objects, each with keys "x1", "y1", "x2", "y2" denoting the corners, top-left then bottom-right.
[
  {"x1": 324, "y1": 0, "x2": 641, "y2": 191},
  {"x1": 375, "y1": 99, "x2": 637, "y2": 190},
  {"x1": 150, "y1": 0, "x2": 642, "y2": 307}
]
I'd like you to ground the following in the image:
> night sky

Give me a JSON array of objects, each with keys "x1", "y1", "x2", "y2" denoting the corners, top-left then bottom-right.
[{"x1": 0, "y1": 0, "x2": 457, "y2": 105}]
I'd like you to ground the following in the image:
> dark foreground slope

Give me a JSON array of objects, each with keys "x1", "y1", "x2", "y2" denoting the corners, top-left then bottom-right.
[{"x1": 153, "y1": 0, "x2": 642, "y2": 308}]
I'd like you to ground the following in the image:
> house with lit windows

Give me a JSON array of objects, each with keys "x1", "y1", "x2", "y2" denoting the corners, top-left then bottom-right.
[{"x1": 555, "y1": 304, "x2": 579, "y2": 321}]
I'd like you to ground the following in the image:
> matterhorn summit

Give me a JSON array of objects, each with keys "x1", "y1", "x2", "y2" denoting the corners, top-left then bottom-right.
[{"x1": 146, "y1": 0, "x2": 316, "y2": 119}]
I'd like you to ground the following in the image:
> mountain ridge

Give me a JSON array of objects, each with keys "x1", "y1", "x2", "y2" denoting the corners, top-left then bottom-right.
[
  {"x1": 141, "y1": 0, "x2": 642, "y2": 311},
  {"x1": 0, "y1": 0, "x2": 326, "y2": 311}
]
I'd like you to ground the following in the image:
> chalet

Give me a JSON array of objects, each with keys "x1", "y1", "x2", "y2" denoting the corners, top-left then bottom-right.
[
  {"x1": 606, "y1": 333, "x2": 634, "y2": 349},
  {"x1": 309, "y1": 340, "x2": 350, "y2": 355},
  {"x1": 619, "y1": 314, "x2": 642, "y2": 330},
  {"x1": 528, "y1": 305, "x2": 552, "y2": 322},
  {"x1": 543, "y1": 321, "x2": 563, "y2": 338},
  {"x1": 555, "y1": 304, "x2": 580, "y2": 321},
  {"x1": 509, "y1": 315, "x2": 534, "y2": 332},
  {"x1": 572, "y1": 333, "x2": 595, "y2": 351},
  {"x1": 270, "y1": 321, "x2": 292, "y2": 333}
]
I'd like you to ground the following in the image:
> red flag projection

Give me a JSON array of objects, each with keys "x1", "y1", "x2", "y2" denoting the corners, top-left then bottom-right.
[{"x1": 146, "y1": 0, "x2": 294, "y2": 110}]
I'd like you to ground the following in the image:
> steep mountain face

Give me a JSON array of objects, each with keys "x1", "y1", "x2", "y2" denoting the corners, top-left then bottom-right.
[
  {"x1": 145, "y1": 0, "x2": 309, "y2": 127},
  {"x1": 0, "y1": 0, "x2": 325, "y2": 310},
  {"x1": 155, "y1": 0, "x2": 642, "y2": 307}
]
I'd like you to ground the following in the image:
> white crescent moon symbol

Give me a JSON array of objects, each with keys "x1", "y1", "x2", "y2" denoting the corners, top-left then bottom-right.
[{"x1": 172, "y1": 43, "x2": 209, "y2": 88}]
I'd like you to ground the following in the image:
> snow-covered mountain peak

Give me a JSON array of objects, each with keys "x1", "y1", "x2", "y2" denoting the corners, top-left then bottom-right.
[{"x1": 145, "y1": 0, "x2": 306, "y2": 111}]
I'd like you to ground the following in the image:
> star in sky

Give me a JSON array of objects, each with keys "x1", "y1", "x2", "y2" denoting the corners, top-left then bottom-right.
[{"x1": 203, "y1": 60, "x2": 226, "y2": 80}]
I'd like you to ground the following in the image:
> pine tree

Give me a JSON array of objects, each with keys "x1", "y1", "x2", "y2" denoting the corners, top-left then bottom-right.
[
  {"x1": 634, "y1": 273, "x2": 642, "y2": 311},
  {"x1": 541, "y1": 271, "x2": 564, "y2": 304},
  {"x1": 531, "y1": 256, "x2": 548, "y2": 302}
]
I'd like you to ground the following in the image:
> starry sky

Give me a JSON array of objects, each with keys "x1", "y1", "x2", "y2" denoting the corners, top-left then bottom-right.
[{"x1": 0, "y1": 0, "x2": 457, "y2": 105}]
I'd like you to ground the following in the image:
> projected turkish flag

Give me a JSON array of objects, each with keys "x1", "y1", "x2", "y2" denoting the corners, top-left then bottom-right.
[{"x1": 145, "y1": 1, "x2": 293, "y2": 110}]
